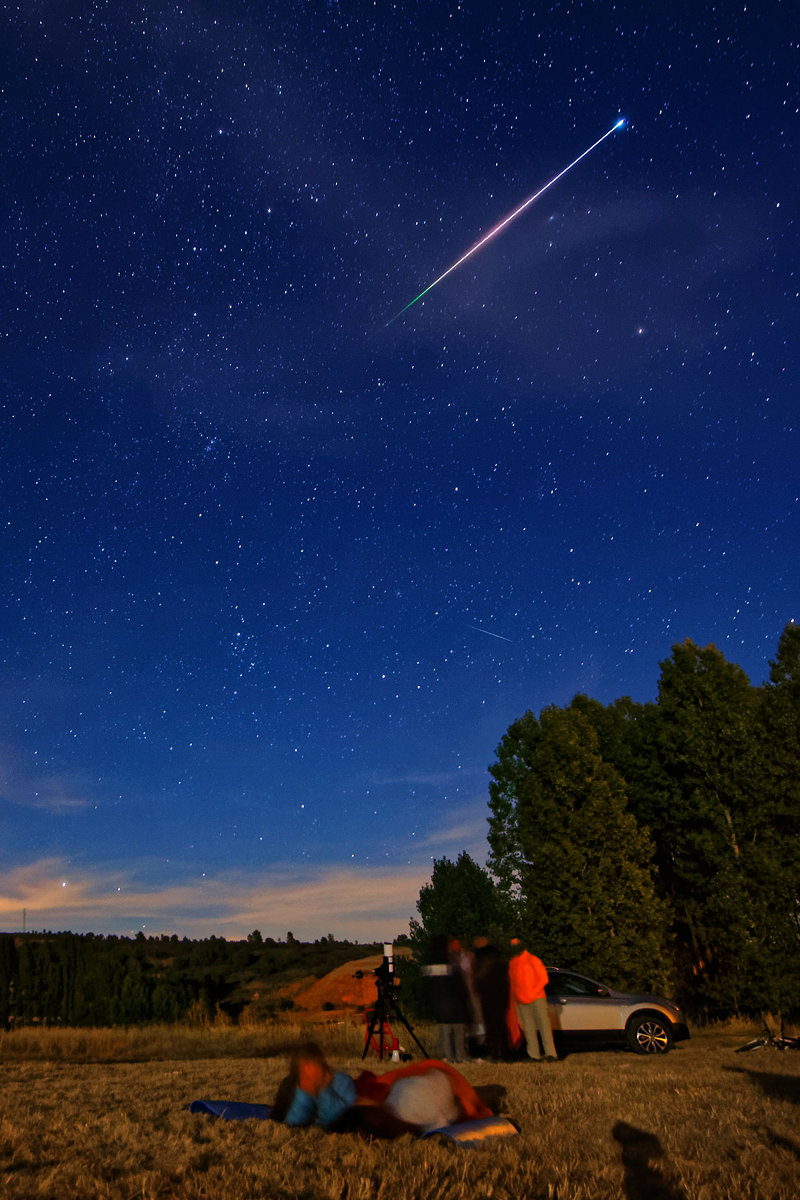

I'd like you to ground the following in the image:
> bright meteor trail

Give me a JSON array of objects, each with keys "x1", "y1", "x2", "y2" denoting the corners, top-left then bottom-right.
[{"x1": 387, "y1": 118, "x2": 626, "y2": 325}]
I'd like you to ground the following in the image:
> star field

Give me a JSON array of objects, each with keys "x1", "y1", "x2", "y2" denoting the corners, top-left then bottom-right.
[{"x1": 1, "y1": 0, "x2": 797, "y2": 939}]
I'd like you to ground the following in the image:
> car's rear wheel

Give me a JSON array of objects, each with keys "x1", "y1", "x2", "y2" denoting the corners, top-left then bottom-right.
[{"x1": 626, "y1": 1013, "x2": 673, "y2": 1054}]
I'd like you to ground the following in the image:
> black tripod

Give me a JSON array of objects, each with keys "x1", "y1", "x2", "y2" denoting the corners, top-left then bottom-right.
[{"x1": 361, "y1": 965, "x2": 429, "y2": 1061}]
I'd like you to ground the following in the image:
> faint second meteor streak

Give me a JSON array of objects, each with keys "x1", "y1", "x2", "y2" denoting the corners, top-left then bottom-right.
[
  {"x1": 468, "y1": 624, "x2": 514, "y2": 643},
  {"x1": 387, "y1": 118, "x2": 626, "y2": 325}
]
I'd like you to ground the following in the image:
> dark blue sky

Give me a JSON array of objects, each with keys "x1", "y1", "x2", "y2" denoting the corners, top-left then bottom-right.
[{"x1": 2, "y1": 1, "x2": 796, "y2": 939}]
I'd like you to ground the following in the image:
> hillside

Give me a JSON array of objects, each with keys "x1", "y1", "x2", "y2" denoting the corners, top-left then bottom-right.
[
  {"x1": 0, "y1": 931, "x2": 389, "y2": 1027},
  {"x1": 287, "y1": 947, "x2": 413, "y2": 1021}
]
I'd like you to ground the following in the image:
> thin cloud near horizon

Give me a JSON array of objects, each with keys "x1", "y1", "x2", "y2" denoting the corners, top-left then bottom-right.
[
  {"x1": 0, "y1": 854, "x2": 470, "y2": 943},
  {"x1": 1, "y1": 792, "x2": 492, "y2": 940}
]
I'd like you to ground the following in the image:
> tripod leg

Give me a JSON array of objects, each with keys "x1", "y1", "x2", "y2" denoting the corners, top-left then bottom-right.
[
  {"x1": 362, "y1": 996, "x2": 388, "y2": 1060},
  {"x1": 363, "y1": 1007, "x2": 378, "y2": 1059},
  {"x1": 388, "y1": 998, "x2": 429, "y2": 1059}
]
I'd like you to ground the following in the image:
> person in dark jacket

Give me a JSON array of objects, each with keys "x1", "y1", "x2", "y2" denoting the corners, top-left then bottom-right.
[
  {"x1": 421, "y1": 934, "x2": 472, "y2": 1062},
  {"x1": 472, "y1": 935, "x2": 510, "y2": 1060}
]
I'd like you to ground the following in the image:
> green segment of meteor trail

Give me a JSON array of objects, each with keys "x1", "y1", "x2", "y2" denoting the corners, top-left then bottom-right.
[{"x1": 386, "y1": 117, "x2": 626, "y2": 326}]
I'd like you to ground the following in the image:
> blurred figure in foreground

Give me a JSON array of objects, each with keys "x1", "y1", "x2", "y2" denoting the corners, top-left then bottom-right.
[
  {"x1": 473, "y1": 935, "x2": 510, "y2": 1060},
  {"x1": 448, "y1": 936, "x2": 485, "y2": 1052},
  {"x1": 421, "y1": 934, "x2": 472, "y2": 1062}
]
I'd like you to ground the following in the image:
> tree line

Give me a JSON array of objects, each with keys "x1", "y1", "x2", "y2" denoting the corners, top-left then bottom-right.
[
  {"x1": 0, "y1": 930, "x2": 377, "y2": 1028},
  {"x1": 410, "y1": 624, "x2": 800, "y2": 1020}
]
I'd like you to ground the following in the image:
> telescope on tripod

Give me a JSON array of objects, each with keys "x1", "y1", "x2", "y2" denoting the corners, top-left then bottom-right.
[{"x1": 355, "y1": 942, "x2": 429, "y2": 1061}]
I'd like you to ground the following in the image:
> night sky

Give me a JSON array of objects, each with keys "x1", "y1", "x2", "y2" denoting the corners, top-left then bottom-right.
[{"x1": 2, "y1": 1, "x2": 796, "y2": 940}]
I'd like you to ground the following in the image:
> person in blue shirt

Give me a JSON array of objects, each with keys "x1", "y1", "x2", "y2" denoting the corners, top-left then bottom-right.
[{"x1": 271, "y1": 1042, "x2": 356, "y2": 1128}]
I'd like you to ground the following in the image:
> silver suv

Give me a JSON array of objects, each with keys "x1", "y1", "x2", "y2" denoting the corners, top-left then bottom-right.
[{"x1": 545, "y1": 967, "x2": 690, "y2": 1054}]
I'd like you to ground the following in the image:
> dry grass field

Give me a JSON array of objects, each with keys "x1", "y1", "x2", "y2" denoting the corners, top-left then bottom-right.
[{"x1": 1, "y1": 1024, "x2": 799, "y2": 1199}]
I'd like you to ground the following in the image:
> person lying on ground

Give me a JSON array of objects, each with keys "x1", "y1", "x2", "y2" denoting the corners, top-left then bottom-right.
[{"x1": 269, "y1": 1041, "x2": 500, "y2": 1137}]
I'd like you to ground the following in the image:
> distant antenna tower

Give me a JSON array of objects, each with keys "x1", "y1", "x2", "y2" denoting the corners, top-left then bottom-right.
[{"x1": 22, "y1": 908, "x2": 26, "y2": 934}]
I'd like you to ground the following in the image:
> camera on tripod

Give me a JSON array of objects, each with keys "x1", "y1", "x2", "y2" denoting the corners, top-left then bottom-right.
[
  {"x1": 354, "y1": 942, "x2": 396, "y2": 996},
  {"x1": 354, "y1": 942, "x2": 428, "y2": 1061}
]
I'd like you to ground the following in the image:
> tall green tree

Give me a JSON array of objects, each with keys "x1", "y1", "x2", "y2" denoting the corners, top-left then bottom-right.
[
  {"x1": 511, "y1": 706, "x2": 669, "y2": 990},
  {"x1": 745, "y1": 622, "x2": 800, "y2": 1011},
  {"x1": 639, "y1": 641, "x2": 761, "y2": 1011},
  {"x1": 485, "y1": 629, "x2": 800, "y2": 1016},
  {"x1": 411, "y1": 852, "x2": 507, "y2": 957},
  {"x1": 487, "y1": 709, "x2": 541, "y2": 909}
]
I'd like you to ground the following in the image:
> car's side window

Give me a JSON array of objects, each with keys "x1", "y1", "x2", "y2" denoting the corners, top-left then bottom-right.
[{"x1": 548, "y1": 972, "x2": 607, "y2": 998}]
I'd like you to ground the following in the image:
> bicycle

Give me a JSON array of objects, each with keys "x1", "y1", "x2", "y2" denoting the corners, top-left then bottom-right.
[{"x1": 736, "y1": 1018, "x2": 800, "y2": 1052}]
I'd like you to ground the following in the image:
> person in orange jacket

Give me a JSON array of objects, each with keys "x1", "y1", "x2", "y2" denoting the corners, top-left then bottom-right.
[{"x1": 508, "y1": 937, "x2": 558, "y2": 1061}]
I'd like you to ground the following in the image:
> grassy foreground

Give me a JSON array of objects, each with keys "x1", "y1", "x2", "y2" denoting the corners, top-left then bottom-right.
[{"x1": 1, "y1": 1026, "x2": 799, "y2": 1199}]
